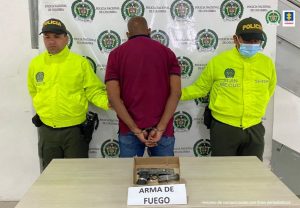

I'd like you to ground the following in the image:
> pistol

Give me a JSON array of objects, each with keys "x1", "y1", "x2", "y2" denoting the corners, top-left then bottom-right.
[{"x1": 136, "y1": 168, "x2": 178, "y2": 185}]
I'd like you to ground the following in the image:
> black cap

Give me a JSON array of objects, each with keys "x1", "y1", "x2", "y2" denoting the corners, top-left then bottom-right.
[
  {"x1": 236, "y1": 17, "x2": 264, "y2": 41},
  {"x1": 40, "y1": 18, "x2": 67, "y2": 35}
]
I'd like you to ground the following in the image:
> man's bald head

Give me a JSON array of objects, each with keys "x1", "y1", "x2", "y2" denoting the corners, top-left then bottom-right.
[{"x1": 127, "y1": 16, "x2": 150, "y2": 38}]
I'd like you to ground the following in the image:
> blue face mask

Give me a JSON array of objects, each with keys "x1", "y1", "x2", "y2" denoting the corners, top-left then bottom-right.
[{"x1": 238, "y1": 43, "x2": 262, "y2": 58}]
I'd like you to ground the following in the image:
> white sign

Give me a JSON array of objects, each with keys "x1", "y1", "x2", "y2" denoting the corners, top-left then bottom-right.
[
  {"x1": 282, "y1": 10, "x2": 296, "y2": 27},
  {"x1": 127, "y1": 184, "x2": 187, "y2": 206}
]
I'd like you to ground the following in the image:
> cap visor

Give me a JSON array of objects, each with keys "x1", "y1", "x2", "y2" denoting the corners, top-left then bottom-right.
[
  {"x1": 39, "y1": 30, "x2": 67, "y2": 35},
  {"x1": 240, "y1": 33, "x2": 264, "y2": 41}
]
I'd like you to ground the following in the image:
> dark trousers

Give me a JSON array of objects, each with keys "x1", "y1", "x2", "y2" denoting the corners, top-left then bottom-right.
[
  {"x1": 210, "y1": 119, "x2": 265, "y2": 161},
  {"x1": 38, "y1": 125, "x2": 88, "y2": 171}
]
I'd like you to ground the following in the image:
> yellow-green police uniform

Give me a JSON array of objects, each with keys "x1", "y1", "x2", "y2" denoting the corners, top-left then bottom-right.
[
  {"x1": 28, "y1": 46, "x2": 108, "y2": 169},
  {"x1": 181, "y1": 47, "x2": 277, "y2": 160}
]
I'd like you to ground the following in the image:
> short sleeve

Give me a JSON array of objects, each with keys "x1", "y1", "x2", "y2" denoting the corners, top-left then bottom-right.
[
  {"x1": 105, "y1": 50, "x2": 119, "y2": 83},
  {"x1": 167, "y1": 48, "x2": 181, "y2": 76}
]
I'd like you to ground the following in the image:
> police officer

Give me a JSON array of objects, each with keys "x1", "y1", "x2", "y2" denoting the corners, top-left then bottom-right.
[
  {"x1": 181, "y1": 17, "x2": 277, "y2": 160},
  {"x1": 27, "y1": 18, "x2": 109, "y2": 170}
]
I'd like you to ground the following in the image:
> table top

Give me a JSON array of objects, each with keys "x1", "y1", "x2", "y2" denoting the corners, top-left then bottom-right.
[{"x1": 16, "y1": 156, "x2": 300, "y2": 208}]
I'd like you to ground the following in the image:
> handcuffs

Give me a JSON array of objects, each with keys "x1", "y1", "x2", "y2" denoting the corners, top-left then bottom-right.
[{"x1": 134, "y1": 127, "x2": 165, "y2": 136}]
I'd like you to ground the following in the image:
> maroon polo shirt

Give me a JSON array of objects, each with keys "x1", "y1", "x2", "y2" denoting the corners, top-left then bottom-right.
[{"x1": 105, "y1": 35, "x2": 181, "y2": 136}]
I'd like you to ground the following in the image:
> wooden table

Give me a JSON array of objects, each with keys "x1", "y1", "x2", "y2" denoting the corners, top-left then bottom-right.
[{"x1": 16, "y1": 157, "x2": 300, "y2": 208}]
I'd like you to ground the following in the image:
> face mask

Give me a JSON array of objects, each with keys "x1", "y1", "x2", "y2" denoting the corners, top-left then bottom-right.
[{"x1": 239, "y1": 43, "x2": 262, "y2": 58}]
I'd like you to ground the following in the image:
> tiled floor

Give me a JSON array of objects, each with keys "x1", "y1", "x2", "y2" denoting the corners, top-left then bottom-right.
[{"x1": 0, "y1": 202, "x2": 18, "y2": 208}]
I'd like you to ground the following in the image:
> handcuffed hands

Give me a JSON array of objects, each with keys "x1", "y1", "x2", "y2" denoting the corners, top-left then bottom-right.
[{"x1": 133, "y1": 128, "x2": 165, "y2": 147}]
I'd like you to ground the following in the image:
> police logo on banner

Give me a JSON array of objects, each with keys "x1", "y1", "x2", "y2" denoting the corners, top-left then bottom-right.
[
  {"x1": 67, "y1": 31, "x2": 73, "y2": 49},
  {"x1": 193, "y1": 139, "x2": 211, "y2": 156},
  {"x1": 121, "y1": 0, "x2": 145, "y2": 21},
  {"x1": 196, "y1": 29, "x2": 218, "y2": 52},
  {"x1": 177, "y1": 56, "x2": 193, "y2": 79},
  {"x1": 101, "y1": 139, "x2": 120, "y2": 158},
  {"x1": 174, "y1": 111, "x2": 192, "y2": 132},
  {"x1": 224, "y1": 68, "x2": 235, "y2": 78},
  {"x1": 220, "y1": 0, "x2": 243, "y2": 21},
  {"x1": 266, "y1": 10, "x2": 281, "y2": 25},
  {"x1": 71, "y1": 0, "x2": 95, "y2": 21},
  {"x1": 151, "y1": 30, "x2": 170, "y2": 47},
  {"x1": 35, "y1": 72, "x2": 44, "y2": 83},
  {"x1": 170, "y1": 0, "x2": 194, "y2": 21},
  {"x1": 97, "y1": 30, "x2": 121, "y2": 53},
  {"x1": 84, "y1": 56, "x2": 97, "y2": 73}
]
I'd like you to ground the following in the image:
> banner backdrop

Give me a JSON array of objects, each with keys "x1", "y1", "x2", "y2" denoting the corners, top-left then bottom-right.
[{"x1": 38, "y1": 0, "x2": 278, "y2": 162}]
